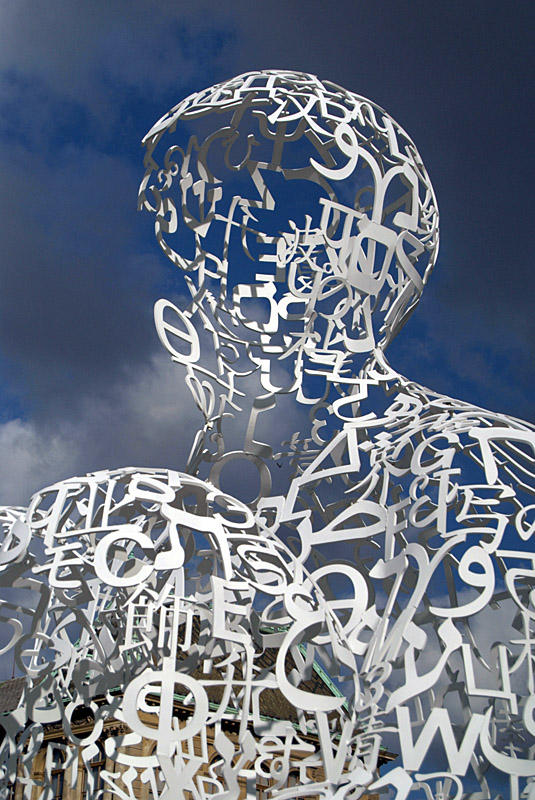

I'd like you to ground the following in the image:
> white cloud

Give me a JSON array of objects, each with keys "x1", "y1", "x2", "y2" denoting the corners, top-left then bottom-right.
[
  {"x1": 0, "y1": 352, "x2": 198, "y2": 505},
  {"x1": 0, "y1": 344, "x2": 309, "y2": 506}
]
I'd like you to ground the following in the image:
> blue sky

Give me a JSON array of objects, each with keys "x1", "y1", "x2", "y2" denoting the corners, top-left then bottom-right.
[{"x1": 0, "y1": 0, "x2": 533, "y2": 504}]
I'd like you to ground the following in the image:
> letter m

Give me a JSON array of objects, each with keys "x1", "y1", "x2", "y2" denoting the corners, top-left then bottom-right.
[{"x1": 396, "y1": 706, "x2": 485, "y2": 775}]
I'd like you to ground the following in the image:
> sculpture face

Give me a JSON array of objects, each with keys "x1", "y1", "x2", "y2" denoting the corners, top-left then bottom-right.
[{"x1": 139, "y1": 70, "x2": 439, "y2": 367}]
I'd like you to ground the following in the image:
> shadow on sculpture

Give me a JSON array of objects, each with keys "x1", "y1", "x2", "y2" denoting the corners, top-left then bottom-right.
[{"x1": 0, "y1": 70, "x2": 534, "y2": 800}]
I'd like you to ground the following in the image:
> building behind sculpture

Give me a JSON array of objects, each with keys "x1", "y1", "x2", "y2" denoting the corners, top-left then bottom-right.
[{"x1": 2, "y1": 664, "x2": 388, "y2": 800}]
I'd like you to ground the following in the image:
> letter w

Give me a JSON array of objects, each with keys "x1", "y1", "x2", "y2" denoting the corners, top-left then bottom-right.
[{"x1": 396, "y1": 706, "x2": 485, "y2": 775}]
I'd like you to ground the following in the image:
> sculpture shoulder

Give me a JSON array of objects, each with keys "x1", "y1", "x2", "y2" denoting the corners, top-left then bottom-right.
[
  {"x1": 277, "y1": 394, "x2": 535, "y2": 528},
  {"x1": 389, "y1": 392, "x2": 533, "y2": 478},
  {"x1": 22, "y1": 466, "x2": 274, "y2": 592},
  {"x1": 368, "y1": 391, "x2": 535, "y2": 547},
  {"x1": 26, "y1": 466, "x2": 247, "y2": 525}
]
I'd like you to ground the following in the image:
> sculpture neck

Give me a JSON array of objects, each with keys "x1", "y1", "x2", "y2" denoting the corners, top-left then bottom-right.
[
  {"x1": 276, "y1": 348, "x2": 408, "y2": 465},
  {"x1": 185, "y1": 347, "x2": 410, "y2": 501}
]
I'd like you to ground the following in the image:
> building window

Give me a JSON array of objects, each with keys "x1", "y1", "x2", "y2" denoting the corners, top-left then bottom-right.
[
  {"x1": 286, "y1": 769, "x2": 300, "y2": 798},
  {"x1": 256, "y1": 774, "x2": 269, "y2": 800},
  {"x1": 50, "y1": 749, "x2": 65, "y2": 800},
  {"x1": 147, "y1": 745, "x2": 166, "y2": 800},
  {"x1": 256, "y1": 769, "x2": 300, "y2": 800},
  {"x1": 81, "y1": 744, "x2": 106, "y2": 800}
]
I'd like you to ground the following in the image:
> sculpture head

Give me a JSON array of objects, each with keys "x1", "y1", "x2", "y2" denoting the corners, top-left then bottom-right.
[{"x1": 139, "y1": 70, "x2": 439, "y2": 374}]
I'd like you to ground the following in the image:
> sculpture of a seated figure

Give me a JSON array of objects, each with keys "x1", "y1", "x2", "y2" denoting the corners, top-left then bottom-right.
[{"x1": 0, "y1": 70, "x2": 534, "y2": 800}]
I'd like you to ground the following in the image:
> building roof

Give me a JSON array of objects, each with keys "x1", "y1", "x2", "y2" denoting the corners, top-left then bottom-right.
[
  {"x1": 0, "y1": 617, "x2": 344, "y2": 726},
  {"x1": 0, "y1": 647, "x2": 340, "y2": 725}
]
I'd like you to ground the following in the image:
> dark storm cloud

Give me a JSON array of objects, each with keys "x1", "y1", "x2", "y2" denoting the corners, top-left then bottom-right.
[
  {"x1": 0, "y1": 0, "x2": 533, "y2": 500},
  {"x1": 0, "y1": 1, "x2": 231, "y2": 101},
  {"x1": 223, "y1": 0, "x2": 534, "y2": 416},
  {"x1": 2, "y1": 147, "x2": 160, "y2": 358},
  {"x1": 0, "y1": 1, "x2": 240, "y2": 416}
]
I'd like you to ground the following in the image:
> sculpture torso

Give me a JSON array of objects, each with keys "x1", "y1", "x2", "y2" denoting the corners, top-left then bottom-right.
[
  {"x1": 276, "y1": 378, "x2": 535, "y2": 781},
  {"x1": 4, "y1": 383, "x2": 533, "y2": 795}
]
